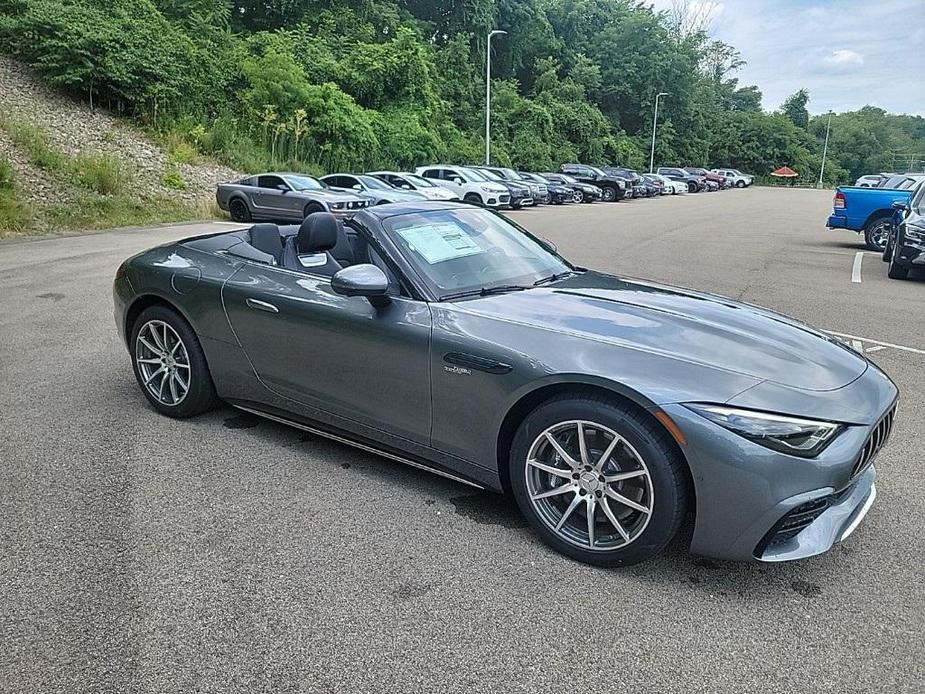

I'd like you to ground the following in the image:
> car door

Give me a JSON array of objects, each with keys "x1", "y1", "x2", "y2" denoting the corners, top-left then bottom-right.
[
  {"x1": 253, "y1": 175, "x2": 290, "y2": 217},
  {"x1": 221, "y1": 261, "x2": 433, "y2": 446}
]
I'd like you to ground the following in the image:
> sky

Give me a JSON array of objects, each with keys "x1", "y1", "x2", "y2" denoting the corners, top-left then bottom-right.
[{"x1": 646, "y1": 0, "x2": 925, "y2": 116}]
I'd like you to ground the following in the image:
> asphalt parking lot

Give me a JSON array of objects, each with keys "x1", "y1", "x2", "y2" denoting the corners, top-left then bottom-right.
[{"x1": 1, "y1": 187, "x2": 922, "y2": 692}]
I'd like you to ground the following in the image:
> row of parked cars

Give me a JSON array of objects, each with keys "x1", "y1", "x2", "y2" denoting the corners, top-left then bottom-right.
[
  {"x1": 216, "y1": 164, "x2": 754, "y2": 223},
  {"x1": 827, "y1": 171, "x2": 924, "y2": 281}
]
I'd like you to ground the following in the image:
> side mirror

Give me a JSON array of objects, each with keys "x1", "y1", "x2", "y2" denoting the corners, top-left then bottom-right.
[
  {"x1": 451, "y1": 177, "x2": 464, "y2": 185},
  {"x1": 538, "y1": 237, "x2": 558, "y2": 254},
  {"x1": 352, "y1": 184, "x2": 363, "y2": 191},
  {"x1": 891, "y1": 200, "x2": 909, "y2": 211},
  {"x1": 277, "y1": 184, "x2": 288, "y2": 192},
  {"x1": 331, "y1": 264, "x2": 391, "y2": 308},
  {"x1": 401, "y1": 184, "x2": 412, "y2": 190}
]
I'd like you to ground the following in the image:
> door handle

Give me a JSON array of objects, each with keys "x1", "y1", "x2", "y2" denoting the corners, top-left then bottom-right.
[{"x1": 245, "y1": 298, "x2": 279, "y2": 314}]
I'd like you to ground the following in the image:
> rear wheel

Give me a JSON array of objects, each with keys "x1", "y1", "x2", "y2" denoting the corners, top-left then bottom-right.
[
  {"x1": 130, "y1": 306, "x2": 218, "y2": 418},
  {"x1": 229, "y1": 198, "x2": 251, "y2": 222},
  {"x1": 509, "y1": 395, "x2": 689, "y2": 567},
  {"x1": 864, "y1": 216, "x2": 892, "y2": 251}
]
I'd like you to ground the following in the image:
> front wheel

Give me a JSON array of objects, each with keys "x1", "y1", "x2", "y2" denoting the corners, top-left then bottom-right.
[
  {"x1": 601, "y1": 186, "x2": 617, "y2": 202},
  {"x1": 735, "y1": 180, "x2": 745, "y2": 188},
  {"x1": 687, "y1": 181, "x2": 698, "y2": 193},
  {"x1": 463, "y1": 193, "x2": 483, "y2": 204},
  {"x1": 572, "y1": 190, "x2": 584, "y2": 204},
  {"x1": 509, "y1": 396, "x2": 689, "y2": 567},
  {"x1": 864, "y1": 216, "x2": 892, "y2": 251},
  {"x1": 130, "y1": 306, "x2": 218, "y2": 418},
  {"x1": 887, "y1": 243, "x2": 909, "y2": 279}
]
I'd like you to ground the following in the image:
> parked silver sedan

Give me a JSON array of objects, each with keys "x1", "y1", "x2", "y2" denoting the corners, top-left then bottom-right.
[
  {"x1": 216, "y1": 173, "x2": 370, "y2": 222},
  {"x1": 321, "y1": 173, "x2": 428, "y2": 205}
]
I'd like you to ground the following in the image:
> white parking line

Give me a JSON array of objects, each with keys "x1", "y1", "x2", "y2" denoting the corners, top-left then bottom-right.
[
  {"x1": 826, "y1": 331, "x2": 925, "y2": 356},
  {"x1": 851, "y1": 252, "x2": 864, "y2": 283}
]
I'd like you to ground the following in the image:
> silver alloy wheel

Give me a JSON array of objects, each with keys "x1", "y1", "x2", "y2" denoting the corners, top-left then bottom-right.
[
  {"x1": 601, "y1": 187, "x2": 616, "y2": 202},
  {"x1": 135, "y1": 319, "x2": 191, "y2": 406},
  {"x1": 869, "y1": 220, "x2": 891, "y2": 250},
  {"x1": 525, "y1": 420, "x2": 654, "y2": 550},
  {"x1": 572, "y1": 190, "x2": 583, "y2": 203}
]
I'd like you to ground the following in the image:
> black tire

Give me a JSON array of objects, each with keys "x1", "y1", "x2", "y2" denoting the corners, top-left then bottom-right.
[
  {"x1": 687, "y1": 181, "x2": 698, "y2": 193},
  {"x1": 229, "y1": 197, "x2": 251, "y2": 223},
  {"x1": 463, "y1": 193, "x2": 482, "y2": 204},
  {"x1": 130, "y1": 305, "x2": 219, "y2": 418},
  {"x1": 863, "y1": 216, "x2": 892, "y2": 252},
  {"x1": 303, "y1": 202, "x2": 324, "y2": 217},
  {"x1": 601, "y1": 186, "x2": 617, "y2": 202},
  {"x1": 735, "y1": 180, "x2": 745, "y2": 188},
  {"x1": 887, "y1": 244, "x2": 909, "y2": 280},
  {"x1": 509, "y1": 395, "x2": 690, "y2": 567}
]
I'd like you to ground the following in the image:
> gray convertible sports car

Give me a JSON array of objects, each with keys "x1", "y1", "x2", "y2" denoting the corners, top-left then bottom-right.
[{"x1": 114, "y1": 202, "x2": 897, "y2": 566}]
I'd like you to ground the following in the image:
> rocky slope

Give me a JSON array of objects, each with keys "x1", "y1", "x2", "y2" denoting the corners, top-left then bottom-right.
[{"x1": 0, "y1": 57, "x2": 241, "y2": 223}]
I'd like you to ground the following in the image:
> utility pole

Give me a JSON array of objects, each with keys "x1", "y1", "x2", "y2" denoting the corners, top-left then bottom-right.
[
  {"x1": 485, "y1": 30, "x2": 507, "y2": 165},
  {"x1": 649, "y1": 92, "x2": 669, "y2": 173},
  {"x1": 818, "y1": 110, "x2": 833, "y2": 188}
]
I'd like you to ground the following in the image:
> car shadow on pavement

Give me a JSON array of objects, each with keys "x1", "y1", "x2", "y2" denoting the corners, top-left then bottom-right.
[{"x1": 197, "y1": 403, "x2": 846, "y2": 596}]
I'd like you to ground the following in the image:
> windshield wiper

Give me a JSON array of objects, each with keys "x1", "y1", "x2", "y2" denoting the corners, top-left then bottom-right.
[
  {"x1": 533, "y1": 271, "x2": 575, "y2": 286},
  {"x1": 440, "y1": 285, "x2": 530, "y2": 301}
]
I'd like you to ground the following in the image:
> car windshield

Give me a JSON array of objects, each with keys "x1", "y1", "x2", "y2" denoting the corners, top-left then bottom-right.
[
  {"x1": 912, "y1": 182, "x2": 925, "y2": 214},
  {"x1": 589, "y1": 167, "x2": 608, "y2": 177},
  {"x1": 357, "y1": 175, "x2": 393, "y2": 190},
  {"x1": 500, "y1": 168, "x2": 521, "y2": 179},
  {"x1": 879, "y1": 175, "x2": 909, "y2": 189},
  {"x1": 382, "y1": 208, "x2": 572, "y2": 299},
  {"x1": 284, "y1": 175, "x2": 326, "y2": 191},
  {"x1": 474, "y1": 168, "x2": 503, "y2": 181},
  {"x1": 462, "y1": 168, "x2": 490, "y2": 182},
  {"x1": 405, "y1": 173, "x2": 438, "y2": 188}
]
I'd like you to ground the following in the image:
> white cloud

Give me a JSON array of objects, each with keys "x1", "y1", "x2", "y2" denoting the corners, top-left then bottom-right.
[{"x1": 823, "y1": 49, "x2": 865, "y2": 67}]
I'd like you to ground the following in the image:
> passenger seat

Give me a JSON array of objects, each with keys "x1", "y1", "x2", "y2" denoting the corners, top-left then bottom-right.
[{"x1": 248, "y1": 223, "x2": 284, "y2": 264}]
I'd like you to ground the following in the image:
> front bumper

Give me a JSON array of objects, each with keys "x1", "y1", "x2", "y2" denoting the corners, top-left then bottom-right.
[{"x1": 659, "y1": 368, "x2": 897, "y2": 562}]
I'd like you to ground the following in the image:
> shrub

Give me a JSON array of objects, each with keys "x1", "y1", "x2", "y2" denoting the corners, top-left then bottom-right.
[
  {"x1": 0, "y1": 188, "x2": 30, "y2": 235},
  {"x1": 161, "y1": 168, "x2": 187, "y2": 190},
  {"x1": 166, "y1": 135, "x2": 198, "y2": 165},
  {"x1": 5, "y1": 121, "x2": 65, "y2": 171},
  {"x1": 73, "y1": 153, "x2": 124, "y2": 195}
]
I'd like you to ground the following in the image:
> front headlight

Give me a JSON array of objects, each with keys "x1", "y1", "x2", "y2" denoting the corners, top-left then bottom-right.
[
  {"x1": 330, "y1": 202, "x2": 345, "y2": 209},
  {"x1": 905, "y1": 224, "x2": 925, "y2": 242},
  {"x1": 685, "y1": 404, "x2": 843, "y2": 458},
  {"x1": 480, "y1": 185, "x2": 497, "y2": 193}
]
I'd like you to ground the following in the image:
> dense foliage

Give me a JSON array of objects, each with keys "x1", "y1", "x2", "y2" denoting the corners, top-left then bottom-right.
[{"x1": 1, "y1": 0, "x2": 922, "y2": 183}]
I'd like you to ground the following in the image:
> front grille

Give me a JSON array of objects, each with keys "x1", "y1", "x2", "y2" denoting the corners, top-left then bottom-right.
[
  {"x1": 499, "y1": 194, "x2": 510, "y2": 203},
  {"x1": 852, "y1": 405, "x2": 896, "y2": 477}
]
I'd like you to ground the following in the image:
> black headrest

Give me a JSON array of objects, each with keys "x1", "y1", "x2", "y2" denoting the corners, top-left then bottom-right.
[
  {"x1": 297, "y1": 213, "x2": 338, "y2": 253},
  {"x1": 249, "y1": 223, "x2": 283, "y2": 259}
]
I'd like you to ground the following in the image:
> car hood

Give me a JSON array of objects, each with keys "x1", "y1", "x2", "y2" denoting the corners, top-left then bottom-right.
[
  {"x1": 312, "y1": 189, "x2": 365, "y2": 202},
  {"x1": 456, "y1": 271, "x2": 867, "y2": 392}
]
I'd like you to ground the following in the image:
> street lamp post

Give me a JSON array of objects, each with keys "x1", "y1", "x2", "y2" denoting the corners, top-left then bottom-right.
[
  {"x1": 648, "y1": 92, "x2": 669, "y2": 174},
  {"x1": 485, "y1": 30, "x2": 507, "y2": 165},
  {"x1": 818, "y1": 110, "x2": 833, "y2": 188}
]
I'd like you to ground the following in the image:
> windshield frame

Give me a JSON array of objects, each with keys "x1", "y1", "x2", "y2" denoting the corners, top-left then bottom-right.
[{"x1": 378, "y1": 207, "x2": 576, "y2": 302}]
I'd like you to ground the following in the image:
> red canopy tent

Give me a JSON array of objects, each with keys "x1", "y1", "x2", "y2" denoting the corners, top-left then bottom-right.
[{"x1": 770, "y1": 166, "x2": 799, "y2": 178}]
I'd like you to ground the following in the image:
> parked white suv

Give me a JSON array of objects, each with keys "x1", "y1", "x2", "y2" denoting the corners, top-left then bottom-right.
[
  {"x1": 711, "y1": 168, "x2": 753, "y2": 188},
  {"x1": 414, "y1": 165, "x2": 511, "y2": 207}
]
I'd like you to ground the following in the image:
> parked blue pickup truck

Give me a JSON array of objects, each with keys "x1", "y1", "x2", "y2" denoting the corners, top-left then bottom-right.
[{"x1": 827, "y1": 181, "x2": 921, "y2": 251}]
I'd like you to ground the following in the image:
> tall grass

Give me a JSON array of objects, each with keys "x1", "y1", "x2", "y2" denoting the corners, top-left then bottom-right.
[
  {"x1": 1, "y1": 118, "x2": 126, "y2": 194},
  {"x1": 0, "y1": 158, "x2": 31, "y2": 236}
]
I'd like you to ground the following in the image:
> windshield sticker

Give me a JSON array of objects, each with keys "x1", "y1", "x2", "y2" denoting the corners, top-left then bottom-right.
[{"x1": 396, "y1": 223, "x2": 485, "y2": 264}]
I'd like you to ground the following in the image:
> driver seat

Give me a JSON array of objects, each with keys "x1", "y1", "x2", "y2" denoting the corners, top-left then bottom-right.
[{"x1": 281, "y1": 214, "x2": 344, "y2": 276}]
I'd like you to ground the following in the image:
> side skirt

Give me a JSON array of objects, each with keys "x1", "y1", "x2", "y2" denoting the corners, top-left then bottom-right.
[{"x1": 231, "y1": 403, "x2": 490, "y2": 490}]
